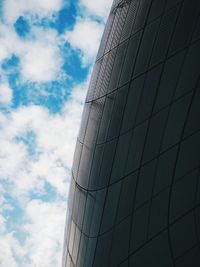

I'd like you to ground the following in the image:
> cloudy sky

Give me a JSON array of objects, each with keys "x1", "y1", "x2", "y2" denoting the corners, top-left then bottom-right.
[{"x1": 0, "y1": 0, "x2": 113, "y2": 266}]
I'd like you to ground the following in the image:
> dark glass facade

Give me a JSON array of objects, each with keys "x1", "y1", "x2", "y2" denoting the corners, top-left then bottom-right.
[{"x1": 62, "y1": 0, "x2": 200, "y2": 266}]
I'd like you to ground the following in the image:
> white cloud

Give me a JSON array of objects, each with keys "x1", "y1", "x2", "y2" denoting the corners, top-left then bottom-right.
[
  {"x1": 0, "y1": 77, "x2": 89, "y2": 267},
  {"x1": 0, "y1": 25, "x2": 19, "y2": 62},
  {"x1": 0, "y1": 24, "x2": 63, "y2": 83},
  {"x1": 80, "y1": 0, "x2": 113, "y2": 19},
  {"x1": 23, "y1": 200, "x2": 66, "y2": 267},
  {"x1": 0, "y1": 82, "x2": 13, "y2": 104},
  {"x1": 3, "y1": 0, "x2": 63, "y2": 24},
  {"x1": 20, "y1": 27, "x2": 63, "y2": 82},
  {"x1": 0, "y1": 77, "x2": 88, "y2": 198},
  {"x1": 0, "y1": 233, "x2": 22, "y2": 267},
  {"x1": 21, "y1": 42, "x2": 62, "y2": 82},
  {"x1": 65, "y1": 18, "x2": 104, "y2": 64},
  {"x1": 0, "y1": 0, "x2": 113, "y2": 266}
]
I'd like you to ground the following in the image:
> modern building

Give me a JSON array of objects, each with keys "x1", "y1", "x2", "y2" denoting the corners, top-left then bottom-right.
[{"x1": 62, "y1": 0, "x2": 200, "y2": 266}]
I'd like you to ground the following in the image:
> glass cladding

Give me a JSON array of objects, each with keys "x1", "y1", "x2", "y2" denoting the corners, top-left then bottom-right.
[{"x1": 63, "y1": 0, "x2": 200, "y2": 266}]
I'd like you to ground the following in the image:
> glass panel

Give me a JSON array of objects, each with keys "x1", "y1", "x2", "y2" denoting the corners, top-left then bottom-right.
[
  {"x1": 72, "y1": 141, "x2": 82, "y2": 180},
  {"x1": 184, "y1": 86, "x2": 200, "y2": 137},
  {"x1": 135, "y1": 159, "x2": 157, "y2": 208},
  {"x1": 132, "y1": 0, "x2": 151, "y2": 34},
  {"x1": 117, "y1": 171, "x2": 138, "y2": 222},
  {"x1": 89, "y1": 188, "x2": 106, "y2": 237},
  {"x1": 108, "y1": 41, "x2": 128, "y2": 92},
  {"x1": 121, "y1": 75, "x2": 144, "y2": 133},
  {"x1": 142, "y1": 108, "x2": 169, "y2": 164},
  {"x1": 89, "y1": 144, "x2": 105, "y2": 190},
  {"x1": 76, "y1": 234, "x2": 87, "y2": 267},
  {"x1": 174, "y1": 131, "x2": 200, "y2": 180},
  {"x1": 169, "y1": 0, "x2": 200, "y2": 54},
  {"x1": 84, "y1": 97, "x2": 105, "y2": 147},
  {"x1": 154, "y1": 50, "x2": 186, "y2": 112},
  {"x1": 84, "y1": 238, "x2": 97, "y2": 267},
  {"x1": 109, "y1": 217, "x2": 131, "y2": 266},
  {"x1": 130, "y1": 231, "x2": 173, "y2": 266},
  {"x1": 107, "y1": 85, "x2": 129, "y2": 140},
  {"x1": 97, "y1": 93, "x2": 115, "y2": 144},
  {"x1": 120, "y1": 0, "x2": 139, "y2": 42},
  {"x1": 154, "y1": 146, "x2": 178, "y2": 194},
  {"x1": 125, "y1": 121, "x2": 148, "y2": 175},
  {"x1": 148, "y1": 0, "x2": 166, "y2": 22},
  {"x1": 136, "y1": 64, "x2": 162, "y2": 124},
  {"x1": 78, "y1": 103, "x2": 91, "y2": 142},
  {"x1": 161, "y1": 93, "x2": 192, "y2": 151},
  {"x1": 175, "y1": 245, "x2": 200, "y2": 267},
  {"x1": 170, "y1": 213, "x2": 198, "y2": 259},
  {"x1": 130, "y1": 202, "x2": 150, "y2": 252},
  {"x1": 150, "y1": 5, "x2": 179, "y2": 66},
  {"x1": 175, "y1": 41, "x2": 200, "y2": 99},
  {"x1": 72, "y1": 226, "x2": 81, "y2": 265},
  {"x1": 72, "y1": 186, "x2": 80, "y2": 224},
  {"x1": 77, "y1": 188, "x2": 87, "y2": 228},
  {"x1": 77, "y1": 145, "x2": 93, "y2": 188},
  {"x1": 133, "y1": 19, "x2": 160, "y2": 77},
  {"x1": 68, "y1": 221, "x2": 75, "y2": 256},
  {"x1": 93, "y1": 231, "x2": 113, "y2": 267},
  {"x1": 100, "y1": 181, "x2": 121, "y2": 233},
  {"x1": 119, "y1": 32, "x2": 142, "y2": 87},
  {"x1": 82, "y1": 191, "x2": 95, "y2": 235},
  {"x1": 149, "y1": 188, "x2": 169, "y2": 238},
  {"x1": 111, "y1": 130, "x2": 132, "y2": 183},
  {"x1": 170, "y1": 169, "x2": 198, "y2": 222},
  {"x1": 166, "y1": 0, "x2": 181, "y2": 10},
  {"x1": 98, "y1": 139, "x2": 118, "y2": 188}
]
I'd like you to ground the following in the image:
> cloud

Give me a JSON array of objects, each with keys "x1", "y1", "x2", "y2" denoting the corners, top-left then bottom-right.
[
  {"x1": 65, "y1": 18, "x2": 104, "y2": 64},
  {"x1": 3, "y1": 0, "x2": 63, "y2": 24},
  {"x1": 0, "y1": 24, "x2": 63, "y2": 82},
  {"x1": 0, "y1": 76, "x2": 88, "y2": 197},
  {"x1": 23, "y1": 200, "x2": 66, "y2": 267},
  {"x1": 80, "y1": 0, "x2": 113, "y2": 19},
  {"x1": 0, "y1": 0, "x2": 112, "y2": 266},
  {"x1": 21, "y1": 40, "x2": 62, "y2": 82},
  {"x1": 0, "y1": 233, "x2": 23, "y2": 267},
  {"x1": 0, "y1": 77, "x2": 89, "y2": 266},
  {"x1": 0, "y1": 82, "x2": 12, "y2": 104}
]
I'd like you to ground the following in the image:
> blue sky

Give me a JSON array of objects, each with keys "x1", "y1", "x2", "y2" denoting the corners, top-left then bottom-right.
[{"x1": 0, "y1": 0, "x2": 112, "y2": 266}]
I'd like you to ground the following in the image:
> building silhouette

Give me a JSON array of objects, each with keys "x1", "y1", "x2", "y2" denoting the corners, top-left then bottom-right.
[{"x1": 62, "y1": 0, "x2": 200, "y2": 266}]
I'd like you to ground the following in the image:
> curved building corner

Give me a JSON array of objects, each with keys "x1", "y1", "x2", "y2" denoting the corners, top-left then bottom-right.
[{"x1": 63, "y1": 0, "x2": 200, "y2": 266}]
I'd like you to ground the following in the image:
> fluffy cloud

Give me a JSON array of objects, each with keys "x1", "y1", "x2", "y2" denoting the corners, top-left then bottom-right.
[
  {"x1": 3, "y1": 0, "x2": 63, "y2": 24},
  {"x1": 0, "y1": 77, "x2": 88, "y2": 266},
  {"x1": 0, "y1": 0, "x2": 113, "y2": 266},
  {"x1": 0, "y1": 24, "x2": 63, "y2": 82},
  {"x1": 65, "y1": 19, "x2": 104, "y2": 64},
  {"x1": 0, "y1": 82, "x2": 13, "y2": 104},
  {"x1": 23, "y1": 200, "x2": 66, "y2": 267},
  {"x1": 21, "y1": 41, "x2": 62, "y2": 82},
  {"x1": 80, "y1": 0, "x2": 113, "y2": 19},
  {"x1": 0, "y1": 78, "x2": 88, "y2": 197}
]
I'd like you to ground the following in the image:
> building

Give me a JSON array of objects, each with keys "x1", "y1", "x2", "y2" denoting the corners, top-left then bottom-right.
[{"x1": 62, "y1": 0, "x2": 200, "y2": 266}]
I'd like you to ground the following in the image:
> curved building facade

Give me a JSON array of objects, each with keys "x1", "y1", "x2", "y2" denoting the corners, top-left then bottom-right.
[{"x1": 63, "y1": 0, "x2": 200, "y2": 266}]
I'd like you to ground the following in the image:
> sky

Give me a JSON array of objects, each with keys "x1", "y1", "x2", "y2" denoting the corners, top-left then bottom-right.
[{"x1": 0, "y1": 0, "x2": 113, "y2": 266}]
